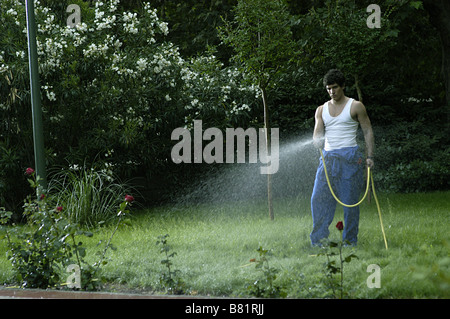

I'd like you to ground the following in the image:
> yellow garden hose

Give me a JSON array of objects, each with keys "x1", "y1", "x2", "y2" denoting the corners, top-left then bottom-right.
[{"x1": 319, "y1": 149, "x2": 388, "y2": 249}]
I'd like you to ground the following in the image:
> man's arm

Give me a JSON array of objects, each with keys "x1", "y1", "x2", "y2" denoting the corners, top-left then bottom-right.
[
  {"x1": 353, "y1": 101, "x2": 374, "y2": 167},
  {"x1": 313, "y1": 105, "x2": 325, "y2": 149}
]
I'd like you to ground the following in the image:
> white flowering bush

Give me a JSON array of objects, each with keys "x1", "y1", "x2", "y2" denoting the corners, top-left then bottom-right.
[
  {"x1": 181, "y1": 50, "x2": 260, "y2": 129},
  {"x1": 0, "y1": 0, "x2": 258, "y2": 207}
]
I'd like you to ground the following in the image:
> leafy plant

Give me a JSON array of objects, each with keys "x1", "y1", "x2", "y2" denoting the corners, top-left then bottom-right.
[
  {"x1": 316, "y1": 221, "x2": 358, "y2": 299},
  {"x1": 0, "y1": 169, "x2": 91, "y2": 288},
  {"x1": 245, "y1": 246, "x2": 287, "y2": 298},
  {"x1": 0, "y1": 168, "x2": 134, "y2": 291},
  {"x1": 156, "y1": 234, "x2": 185, "y2": 294},
  {"x1": 373, "y1": 121, "x2": 449, "y2": 192},
  {"x1": 47, "y1": 165, "x2": 135, "y2": 227}
]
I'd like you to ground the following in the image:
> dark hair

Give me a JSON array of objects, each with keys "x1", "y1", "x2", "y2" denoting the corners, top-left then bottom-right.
[{"x1": 323, "y1": 69, "x2": 345, "y2": 88}]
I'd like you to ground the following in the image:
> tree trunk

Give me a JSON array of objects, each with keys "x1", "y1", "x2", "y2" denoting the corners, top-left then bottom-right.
[
  {"x1": 354, "y1": 74, "x2": 363, "y2": 102},
  {"x1": 423, "y1": 0, "x2": 450, "y2": 106},
  {"x1": 261, "y1": 87, "x2": 274, "y2": 221}
]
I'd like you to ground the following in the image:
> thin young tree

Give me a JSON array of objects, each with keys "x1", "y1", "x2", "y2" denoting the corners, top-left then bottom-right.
[{"x1": 218, "y1": 0, "x2": 297, "y2": 220}]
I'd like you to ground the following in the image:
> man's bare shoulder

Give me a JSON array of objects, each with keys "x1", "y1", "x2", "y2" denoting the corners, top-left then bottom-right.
[
  {"x1": 350, "y1": 100, "x2": 370, "y2": 121},
  {"x1": 315, "y1": 104, "x2": 324, "y2": 118},
  {"x1": 351, "y1": 100, "x2": 366, "y2": 111}
]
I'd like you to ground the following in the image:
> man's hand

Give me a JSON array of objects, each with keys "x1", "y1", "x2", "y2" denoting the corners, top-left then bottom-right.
[
  {"x1": 366, "y1": 157, "x2": 374, "y2": 169},
  {"x1": 313, "y1": 137, "x2": 325, "y2": 150}
]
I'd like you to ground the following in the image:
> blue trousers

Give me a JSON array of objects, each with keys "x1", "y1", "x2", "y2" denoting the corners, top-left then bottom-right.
[{"x1": 310, "y1": 146, "x2": 364, "y2": 246}]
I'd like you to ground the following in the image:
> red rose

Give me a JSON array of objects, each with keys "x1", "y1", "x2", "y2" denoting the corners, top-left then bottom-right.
[
  {"x1": 26, "y1": 167, "x2": 35, "y2": 175},
  {"x1": 56, "y1": 206, "x2": 63, "y2": 212},
  {"x1": 336, "y1": 221, "x2": 344, "y2": 231},
  {"x1": 125, "y1": 195, "x2": 134, "y2": 203}
]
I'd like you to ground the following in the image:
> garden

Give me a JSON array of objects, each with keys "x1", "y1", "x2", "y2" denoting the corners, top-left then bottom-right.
[
  {"x1": 0, "y1": 0, "x2": 449, "y2": 300},
  {"x1": 0, "y1": 167, "x2": 449, "y2": 298}
]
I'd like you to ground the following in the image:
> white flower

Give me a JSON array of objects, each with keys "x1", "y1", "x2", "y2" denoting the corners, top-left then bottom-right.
[
  {"x1": 69, "y1": 164, "x2": 80, "y2": 171},
  {"x1": 159, "y1": 22, "x2": 169, "y2": 35},
  {"x1": 95, "y1": 10, "x2": 105, "y2": 20},
  {"x1": 6, "y1": 9, "x2": 18, "y2": 16},
  {"x1": 97, "y1": 14, "x2": 116, "y2": 30},
  {"x1": 113, "y1": 39, "x2": 122, "y2": 49},
  {"x1": 83, "y1": 42, "x2": 108, "y2": 58},
  {"x1": 75, "y1": 22, "x2": 88, "y2": 32},
  {"x1": 123, "y1": 12, "x2": 139, "y2": 34},
  {"x1": 15, "y1": 51, "x2": 25, "y2": 59},
  {"x1": 136, "y1": 58, "x2": 148, "y2": 71},
  {"x1": 44, "y1": 14, "x2": 55, "y2": 25},
  {"x1": 0, "y1": 64, "x2": 9, "y2": 74},
  {"x1": 109, "y1": 0, "x2": 120, "y2": 12},
  {"x1": 123, "y1": 12, "x2": 136, "y2": 22},
  {"x1": 47, "y1": 91, "x2": 56, "y2": 101}
]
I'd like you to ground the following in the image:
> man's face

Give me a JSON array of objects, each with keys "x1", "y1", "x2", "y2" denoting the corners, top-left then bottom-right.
[{"x1": 326, "y1": 83, "x2": 344, "y2": 101}]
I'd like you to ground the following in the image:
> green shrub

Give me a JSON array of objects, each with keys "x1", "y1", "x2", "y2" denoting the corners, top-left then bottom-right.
[
  {"x1": 0, "y1": 167, "x2": 135, "y2": 290},
  {"x1": 156, "y1": 234, "x2": 186, "y2": 294},
  {"x1": 0, "y1": 1, "x2": 258, "y2": 208},
  {"x1": 373, "y1": 121, "x2": 449, "y2": 192},
  {"x1": 47, "y1": 165, "x2": 136, "y2": 227},
  {"x1": 0, "y1": 169, "x2": 93, "y2": 289},
  {"x1": 244, "y1": 246, "x2": 287, "y2": 298}
]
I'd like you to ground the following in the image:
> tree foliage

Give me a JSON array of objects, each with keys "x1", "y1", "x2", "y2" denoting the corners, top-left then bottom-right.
[
  {"x1": 0, "y1": 0, "x2": 258, "y2": 210},
  {"x1": 218, "y1": 0, "x2": 297, "y2": 90},
  {"x1": 300, "y1": 0, "x2": 400, "y2": 102}
]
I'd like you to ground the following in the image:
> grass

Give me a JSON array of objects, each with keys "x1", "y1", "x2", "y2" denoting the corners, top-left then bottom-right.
[
  {"x1": 46, "y1": 167, "x2": 136, "y2": 227},
  {"x1": 0, "y1": 191, "x2": 449, "y2": 298}
]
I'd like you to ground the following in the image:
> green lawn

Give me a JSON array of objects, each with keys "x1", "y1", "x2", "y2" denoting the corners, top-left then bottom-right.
[{"x1": 1, "y1": 192, "x2": 449, "y2": 298}]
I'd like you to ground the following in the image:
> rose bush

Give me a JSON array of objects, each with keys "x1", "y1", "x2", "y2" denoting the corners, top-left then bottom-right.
[{"x1": 0, "y1": 166, "x2": 136, "y2": 290}]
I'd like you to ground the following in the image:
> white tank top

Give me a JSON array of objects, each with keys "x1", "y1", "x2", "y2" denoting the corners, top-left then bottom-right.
[{"x1": 322, "y1": 98, "x2": 359, "y2": 151}]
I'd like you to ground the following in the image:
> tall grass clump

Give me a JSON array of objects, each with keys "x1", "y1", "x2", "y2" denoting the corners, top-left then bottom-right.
[{"x1": 47, "y1": 166, "x2": 136, "y2": 228}]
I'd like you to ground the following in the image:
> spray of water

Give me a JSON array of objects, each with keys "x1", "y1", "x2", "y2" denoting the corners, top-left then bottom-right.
[{"x1": 173, "y1": 135, "x2": 318, "y2": 208}]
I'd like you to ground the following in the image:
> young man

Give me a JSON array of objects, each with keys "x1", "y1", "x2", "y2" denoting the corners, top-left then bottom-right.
[{"x1": 310, "y1": 69, "x2": 374, "y2": 246}]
